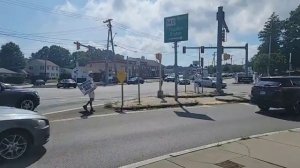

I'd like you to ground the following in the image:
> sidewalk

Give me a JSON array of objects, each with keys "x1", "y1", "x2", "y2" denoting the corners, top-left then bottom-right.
[{"x1": 135, "y1": 129, "x2": 300, "y2": 168}]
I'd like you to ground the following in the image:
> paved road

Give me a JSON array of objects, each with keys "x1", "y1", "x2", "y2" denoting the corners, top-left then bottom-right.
[
  {"x1": 3, "y1": 103, "x2": 300, "y2": 168},
  {"x1": 29, "y1": 78, "x2": 252, "y2": 114}
]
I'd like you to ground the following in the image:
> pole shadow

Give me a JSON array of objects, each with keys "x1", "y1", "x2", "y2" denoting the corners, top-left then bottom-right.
[{"x1": 174, "y1": 101, "x2": 214, "y2": 121}]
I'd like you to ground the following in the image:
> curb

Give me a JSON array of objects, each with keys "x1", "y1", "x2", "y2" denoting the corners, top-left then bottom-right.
[
  {"x1": 120, "y1": 128, "x2": 300, "y2": 168},
  {"x1": 113, "y1": 102, "x2": 199, "y2": 111}
]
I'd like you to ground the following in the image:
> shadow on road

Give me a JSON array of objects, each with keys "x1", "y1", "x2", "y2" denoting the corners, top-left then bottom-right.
[
  {"x1": 79, "y1": 110, "x2": 93, "y2": 119},
  {"x1": 174, "y1": 102, "x2": 214, "y2": 121},
  {"x1": 0, "y1": 146, "x2": 46, "y2": 168},
  {"x1": 256, "y1": 109, "x2": 300, "y2": 122}
]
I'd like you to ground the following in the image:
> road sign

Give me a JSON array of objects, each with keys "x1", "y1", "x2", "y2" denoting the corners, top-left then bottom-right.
[
  {"x1": 164, "y1": 14, "x2": 188, "y2": 43},
  {"x1": 117, "y1": 71, "x2": 126, "y2": 83}
]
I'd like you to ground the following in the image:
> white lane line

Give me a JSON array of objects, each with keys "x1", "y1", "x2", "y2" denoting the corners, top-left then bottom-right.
[{"x1": 44, "y1": 103, "x2": 104, "y2": 115}]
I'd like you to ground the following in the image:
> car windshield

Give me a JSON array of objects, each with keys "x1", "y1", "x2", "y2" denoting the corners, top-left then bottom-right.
[{"x1": 2, "y1": 1, "x2": 300, "y2": 168}]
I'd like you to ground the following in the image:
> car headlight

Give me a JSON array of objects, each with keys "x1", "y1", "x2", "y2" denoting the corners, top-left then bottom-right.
[{"x1": 36, "y1": 119, "x2": 49, "y2": 128}]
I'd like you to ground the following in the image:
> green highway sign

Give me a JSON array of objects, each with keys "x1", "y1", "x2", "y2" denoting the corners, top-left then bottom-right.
[{"x1": 164, "y1": 14, "x2": 188, "y2": 43}]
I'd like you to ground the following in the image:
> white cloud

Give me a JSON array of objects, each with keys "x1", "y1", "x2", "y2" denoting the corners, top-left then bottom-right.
[{"x1": 54, "y1": 0, "x2": 78, "y2": 13}]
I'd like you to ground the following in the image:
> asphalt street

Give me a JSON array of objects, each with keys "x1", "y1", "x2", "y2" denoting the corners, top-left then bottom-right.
[
  {"x1": 30, "y1": 78, "x2": 252, "y2": 114},
  {"x1": 2, "y1": 103, "x2": 300, "y2": 168}
]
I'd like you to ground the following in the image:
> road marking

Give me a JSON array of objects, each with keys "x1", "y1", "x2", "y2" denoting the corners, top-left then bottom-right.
[
  {"x1": 50, "y1": 113, "x2": 119, "y2": 122},
  {"x1": 238, "y1": 103, "x2": 255, "y2": 107},
  {"x1": 44, "y1": 103, "x2": 104, "y2": 115}
]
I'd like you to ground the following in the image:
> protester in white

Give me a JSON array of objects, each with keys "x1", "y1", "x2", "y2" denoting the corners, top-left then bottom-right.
[{"x1": 83, "y1": 72, "x2": 95, "y2": 112}]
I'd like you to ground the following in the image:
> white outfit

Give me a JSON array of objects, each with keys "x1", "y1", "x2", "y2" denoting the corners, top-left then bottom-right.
[{"x1": 87, "y1": 76, "x2": 95, "y2": 99}]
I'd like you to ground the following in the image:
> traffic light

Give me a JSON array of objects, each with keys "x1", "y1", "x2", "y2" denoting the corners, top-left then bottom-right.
[
  {"x1": 200, "y1": 46, "x2": 204, "y2": 53},
  {"x1": 222, "y1": 29, "x2": 226, "y2": 42},
  {"x1": 183, "y1": 46, "x2": 186, "y2": 54},
  {"x1": 74, "y1": 41, "x2": 80, "y2": 50}
]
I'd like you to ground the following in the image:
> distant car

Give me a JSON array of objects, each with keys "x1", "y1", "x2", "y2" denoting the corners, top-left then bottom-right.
[
  {"x1": 0, "y1": 82, "x2": 40, "y2": 111},
  {"x1": 164, "y1": 76, "x2": 175, "y2": 82},
  {"x1": 127, "y1": 77, "x2": 144, "y2": 85},
  {"x1": 0, "y1": 106, "x2": 50, "y2": 161},
  {"x1": 57, "y1": 79, "x2": 77, "y2": 88},
  {"x1": 251, "y1": 76, "x2": 300, "y2": 112},
  {"x1": 34, "y1": 79, "x2": 45, "y2": 86},
  {"x1": 195, "y1": 77, "x2": 227, "y2": 88},
  {"x1": 179, "y1": 79, "x2": 190, "y2": 85}
]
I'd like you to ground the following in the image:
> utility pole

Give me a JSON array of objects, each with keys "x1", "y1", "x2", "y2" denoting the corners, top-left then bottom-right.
[
  {"x1": 267, "y1": 22, "x2": 272, "y2": 77},
  {"x1": 216, "y1": 6, "x2": 229, "y2": 94},
  {"x1": 104, "y1": 19, "x2": 117, "y2": 85},
  {"x1": 174, "y1": 42, "x2": 178, "y2": 101}
]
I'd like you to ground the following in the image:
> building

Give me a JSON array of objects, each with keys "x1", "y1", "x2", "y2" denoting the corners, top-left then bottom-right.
[
  {"x1": 26, "y1": 59, "x2": 60, "y2": 79},
  {"x1": 127, "y1": 56, "x2": 162, "y2": 79},
  {"x1": 0, "y1": 68, "x2": 18, "y2": 77}
]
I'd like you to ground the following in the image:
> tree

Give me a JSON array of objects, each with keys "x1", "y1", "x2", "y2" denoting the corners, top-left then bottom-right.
[
  {"x1": 72, "y1": 51, "x2": 89, "y2": 67},
  {"x1": 31, "y1": 45, "x2": 72, "y2": 68},
  {"x1": 251, "y1": 53, "x2": 287, "y2": 75},
  {"x1": 282, "y1": 4, "x2": 300, "y2": 69},
  {"x1": 0, "y1": 42, "x2": 25, "y2": 71},
  {"x1": 257, "y1": 12, "x2": 282, "y2": 54},
  {"x1": 31, "y1": 46, "x2": 49, "y2": 59}
]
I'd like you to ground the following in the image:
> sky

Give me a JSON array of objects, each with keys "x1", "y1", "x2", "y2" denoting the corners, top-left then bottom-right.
[{"x1": 0, "y1": 0, "x2": 299, "y2": 67}]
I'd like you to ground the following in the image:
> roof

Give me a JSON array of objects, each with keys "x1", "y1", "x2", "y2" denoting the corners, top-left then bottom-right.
[
  {"x1": 0, "y1": 68, "x2": 17, "y2": 74},
  {"x1": 29, "y1": 59, "x2": 59, "y2": 67}
]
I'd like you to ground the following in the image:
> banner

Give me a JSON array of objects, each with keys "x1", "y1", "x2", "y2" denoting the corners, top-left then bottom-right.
[{"x1": 78, "y1": 80, "x2": 97, "y2": 95}]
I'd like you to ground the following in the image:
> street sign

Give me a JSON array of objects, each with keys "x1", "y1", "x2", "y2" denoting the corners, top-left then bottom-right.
[
  {"x1": 117, "y1": 71, "x2": 126, "y2": 83},
  {"x1": 164, "y1": 14, "x2": 188, "y2": 43}
]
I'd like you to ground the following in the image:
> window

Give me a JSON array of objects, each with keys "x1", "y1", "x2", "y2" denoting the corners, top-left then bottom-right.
[
  {"x1": 52, "y1": 66, "x2": 54, "y2": 70},
  {"x1": 40, "y1": 66, "x2": 44, "y2": 70},
  {"x1": 56, "y1": 67, "x2": 58, "y2": 70},
  {"x1": 47, "y1": 66, "x2": 50, "y2": 70}
]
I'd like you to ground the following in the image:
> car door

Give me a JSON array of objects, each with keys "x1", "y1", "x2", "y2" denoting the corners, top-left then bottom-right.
[
  {"x1": 202, "y1": 78, "x2": 209, "y2": 87},
  {"x1": 0, "y1": 84, "x2": 14, "y2": 107}
]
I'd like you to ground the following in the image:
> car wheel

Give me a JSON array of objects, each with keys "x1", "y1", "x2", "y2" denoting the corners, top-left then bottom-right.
[
  {"x1": 0, "y1": 130, "x2": 32, "y2": 161},
  {"x1": 20, "y1": 99, "x2": 35, "y2": 111},
  {"x1": 258, "y1": 105, "x2": 270, "y2": 112},
  {"x1": 293, "y1": 101, "x2": 300, "y2": 113},
  {"x1": 73, "y1": 85, "x2": 77, "y2": 88}
]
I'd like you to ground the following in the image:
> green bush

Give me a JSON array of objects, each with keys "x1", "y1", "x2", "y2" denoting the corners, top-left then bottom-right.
[{"x1": 0, "y1": 76, "x2": 25, "y2": 84}]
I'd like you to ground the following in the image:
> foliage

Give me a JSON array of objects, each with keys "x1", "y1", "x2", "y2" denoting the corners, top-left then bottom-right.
[
  {"x1": 0, "y1": 42, "x2": 26, "y2": 71},
  {"x1": 251, "y1": 53, "x2": 287, "y2": 75},
  {"x1": 257, "y1": 12, "x2": 282, "y2": 54},
  {"x1": 0, "y1": 76, "x2": 25, "y2": 84}
]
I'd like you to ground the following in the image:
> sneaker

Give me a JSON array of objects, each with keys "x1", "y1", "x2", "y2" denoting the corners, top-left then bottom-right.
[
  {"x1": 83, "y1": 105, "x2": 88, "y2": 111},
  {"x1": 90, "y1": 108, "x2": 95, "y2": 112}
]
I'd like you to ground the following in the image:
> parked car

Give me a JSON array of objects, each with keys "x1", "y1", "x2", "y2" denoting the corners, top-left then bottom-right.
[
  {"x1": 164, "y1": 76, "x2": 175, "y2": 82},
  {"x1": 195, "y1": 77, "x2": 227, "y2": 88},
  {"x1": 57, "y1": 79, "x2": 77, "y2": 88},
  {"x1": 0, "y1": 82, "x2": 40, "y2": 111},
  {"x1": 0, "y1": 106, "x2": 50, "y2": 161},
  {"x1": 34, "y1": 79, "x2": 45, "y2": 86},
  {"x1": 179, "y1": 79, "x2": 190, "y2": 85},
  {"x1": 127, "y1": 77, "x2": 144, "y2": 85},
  {"x1": 251, "y1": 76, "x2": 300, "y2": 112}
]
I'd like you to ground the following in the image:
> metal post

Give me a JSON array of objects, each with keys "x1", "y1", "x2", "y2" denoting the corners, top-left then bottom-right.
[
  {"x1": 289, "y1": 52, "x2": 292, "y2": 76},
  {"x1": 199, "y1": 49, "x2": 201, "y2": 72},
  {"x1": 245, "y1": 43, "x2": 249, "y2": 76},
  {"x1": 216, "y1": 6, "x2": 223, "y2": 94},
  {"x1": 44, "y1": 55, "x2": 47, "y2": 81},
  {"x1": 121, "y1": 83, "x2": 124, "y2": 112},
  {"x1": 138, "y1": 61, "x2": 141, "y2": 104},
  {"x1": 174, "y1": 41, "x2": 178, "y2": 101},
  {"x1": 157, "y1": 54, "x2": 163, "y2": 98},
  {"x1": 201, "y1": 58, "x2": 204, "y2": 93},
  {"x1": 267, "y1": 32, "x2": 271, "y2": 76}
]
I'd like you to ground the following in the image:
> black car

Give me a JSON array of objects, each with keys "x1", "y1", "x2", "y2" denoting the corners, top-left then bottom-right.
[
  {"x1": 164, "y1": 76, "x2": 175, "y2": 82},
  {"x1": 0, "y1": 82, "x2": 40, "y2": 111},
  {"x1": 57, "y1": 79, "x2": 77, "y2": 88},
  {"x1": 0, "y1": 106, "x2": 50, "y2": 161},
  {"x1": 251, "y1": 76, "x2": 300, "y2": 112},
  {"x1": 127, "y1": 77, "x2": 144, "y2": 85},
  {"x1": 34, "y1": 79, "x2": 45, "y2": 86}
]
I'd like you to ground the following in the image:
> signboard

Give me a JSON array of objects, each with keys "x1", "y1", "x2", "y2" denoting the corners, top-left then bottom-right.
[
  {"x1": 117, "y1": 71, "x2": 126, "y2": 83},
  {"x1": 78, "y1": 79, "x2": 97, "y2": 95},
  {"x1": 237, "y1": 76, "x2": 253, "y2": 84},
  {"x1": 164, "y1": 14, "x2": 188, "y2": 43}
]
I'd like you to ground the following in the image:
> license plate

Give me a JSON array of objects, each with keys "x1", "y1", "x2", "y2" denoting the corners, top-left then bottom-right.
[{"x1": 260, "y1": 91, "x2": 266, "y2": 95}]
